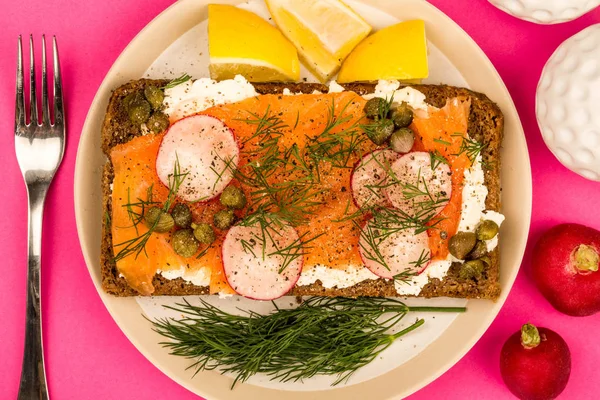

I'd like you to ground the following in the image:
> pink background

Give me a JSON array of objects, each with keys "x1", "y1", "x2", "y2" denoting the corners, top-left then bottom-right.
[{"x1": 1, "y1": 0, "x2": 599, "y2": 399}]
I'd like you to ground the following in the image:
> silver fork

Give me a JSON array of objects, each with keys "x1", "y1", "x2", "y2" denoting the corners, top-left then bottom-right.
[{"x1": 15, "y1": 35, "x2": 65, "y2": 400}]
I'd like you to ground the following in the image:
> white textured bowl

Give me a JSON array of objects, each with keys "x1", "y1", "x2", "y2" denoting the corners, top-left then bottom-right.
[
  {"x1": 536, "y1": 24, "x2": 600, "y2": 181},
  {"x1": 488, "y1": 0, "x2": 600, "y2": 24}
]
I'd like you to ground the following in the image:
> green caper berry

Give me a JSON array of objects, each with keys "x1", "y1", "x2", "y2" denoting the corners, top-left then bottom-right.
[
  {"x1": 127, "y1": 98, "x2": 151, "y2": 125},
  {"x1": 390, "y1": 127, "x2": 415, "y2": 153},
  {"x1": 459, "y1": 259, "x2": 485, "y2": 280},
  {"x1": 390, "y1": 103, "x2": 414, "y2": 128},
  {"x1": 144, "y1": 85, "x2": 164, "y2": 110},
  {"x1": 476, "y1": 220, "x2": 499, "y2": 241},
  {"x1": 468, "y1": 240, "x2": 488, "y2": 260},
  {"x1": 363, "y1": 97, "x2": 387, "y2": 119},
  {"x1": 124, "y1": 91, "x2": 146, "y2": 109},
  {"x1": 479, "y1": 255, "x2": 492, "y2": 267},
  {"x1": 144, "y1": 207, "x2": 174, "y2": 233},
  {"x1": 171, "y1": 203, "x2": 192, "y2": 228},
  {"x1": 214, "y1": 209, "x2": 236, "y2": 230},
  {"x1": 448, "y1": 231, "x2": 477, "y2": 260},
  {"x1": 220, "y1": 186, "x2": 247, "y2": 209},
  {"x1": 193, "y1": 223, "x2": 215, "y2": 244},
  {"x1": 365, "y1": 119, "x2": 394, "y2": 145},
  {"x1": 171, "y1": 229, "x2": 199, "y2": 258},
  {"x1": 147, "y1": 112, "x2": 170, "y2": 133}
]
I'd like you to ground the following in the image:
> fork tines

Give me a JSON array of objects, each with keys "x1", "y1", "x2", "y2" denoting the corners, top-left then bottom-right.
[{"x1": 15, "y1": 35, "x2": 64, "y2": 131}]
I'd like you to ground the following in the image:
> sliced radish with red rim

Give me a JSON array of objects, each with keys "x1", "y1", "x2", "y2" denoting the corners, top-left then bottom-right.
[
  {"x1": 156, "y1": 114, "x2": 239, "y2": 202},
  {"x1": 222, "y1": 221, "x2": 303, "y2": 300},
  {"x1": 384, "y1": 151, "x2": 451, "y2": 217},
  {"x1": 351, "y1": 149, "x2": 400, "y2": 209},
  {"x1": 359, "y1": 218, "x2": 431, "y2": 279}
]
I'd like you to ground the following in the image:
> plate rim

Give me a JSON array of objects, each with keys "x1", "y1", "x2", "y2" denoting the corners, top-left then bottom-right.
[{"x1": 74, "y1": 0, "x2": 532, "y2": 398}]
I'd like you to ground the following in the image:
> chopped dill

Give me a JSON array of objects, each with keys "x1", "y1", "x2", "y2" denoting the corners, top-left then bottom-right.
[
  {"x1": 162, "y1": 73, "x2": 191, "y2": 90},
  {"x1": 451, "y1": 133, "x2": 487, "y2": 163},
  {"x1": 429, "y1": 150, "x2": 449, "y2": 171},
  {"x1": 433, "y1": 138, "x2": 452, "y2": 146}
]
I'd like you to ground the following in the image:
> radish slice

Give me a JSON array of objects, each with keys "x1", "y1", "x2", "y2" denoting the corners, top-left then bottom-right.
[
  {"x1": 384, "y1": 151, "x2": 452, "y2": 217},
  {"x1": 156, "y1": 115, "x2": 239, "y2": 202},
  {"x1": 359, "y1": 219, "x2": 431, "y2": 279},
  {"x1": 222, "y1": 221, "x2": 303, "y2": 300},
  {"x1": 351, "y1": 149, "x2": 400, "y2": 209}
]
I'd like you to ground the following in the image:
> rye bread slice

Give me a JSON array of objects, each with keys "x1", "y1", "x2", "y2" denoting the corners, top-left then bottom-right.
[{"x1": 101, "y1": 80, "x2": 503, "y2": 299}]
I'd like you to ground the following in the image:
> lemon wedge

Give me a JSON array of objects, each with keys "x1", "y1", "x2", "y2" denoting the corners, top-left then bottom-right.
[
  {"x1": 208, "y1": 4, "x2": 300, "y2": 82},
  {"x1": 337, "y1": 20, "x2": 429, "y2": 83},
  {"x1": 265, "y1": 0, "x2": 371, "y2": 82}
]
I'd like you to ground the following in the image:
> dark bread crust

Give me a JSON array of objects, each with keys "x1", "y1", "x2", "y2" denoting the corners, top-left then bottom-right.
[{"x1": 101, "y1": 80, "x2": 502, "y2": 299}]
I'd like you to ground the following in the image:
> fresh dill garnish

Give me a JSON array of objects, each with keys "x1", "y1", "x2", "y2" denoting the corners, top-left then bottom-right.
[
  {"x1": 410, "y1": 249, "x2": 431, "y2": 270},
  {"x1": 393, "y1": 270, "x2": 417, "y2": 284},
  {"x1": 429, "y1": 150, "x2": 449, "y2": 171},
  {"x1": 227, "y1": 109, "x2": 327, "y2": 271},
  {"x1": 121, "y1": 185, "x2": 159, "y2": 234},
  {"x1": 162, "y1": 73, "x2": 191, "y2": 90},
  {"x1": 196, "y1": 245, "x2": 210, "y2": 260},
  {"x1": 305, "y1": 99, "x2": 365, "y2": 174},
  {"x1": 239, "y1": 212, "x2": 324, "y2": 273},
  {"x1": 210, "y1": 154, "x2": 238, "y2": 191},
  {"x1": 104, "y1": 211, "x2": 111, "y2": 228},
  {"x1": 433, "y1": 138, "x2": 452, "y2": 146},
  {"x1": 112, "y1": 156, "x2": 188, "y2": 263},
  {"x1": 339, "y1": 164, "x2": 448, "y2": 271},
  {"x1": 149, "y1": 297, "x2": 466, "y2": 388},
  {"x1": 451, "y1": 133, "x2": 487, "y2": 163}
]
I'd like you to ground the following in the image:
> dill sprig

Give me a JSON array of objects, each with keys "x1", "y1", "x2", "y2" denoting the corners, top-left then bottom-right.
[
  {"x1": 430, "y1": 150, "x2": 449, "y2": 171},
  {"x1": 451, "y1": 133, "x2": 487, "y2": 163},
  {"x1": 112, "y1": 157, "x2": 188, "y2": 263},
  {"x1": 433, "y1": 138, "x2": 452, "y2": 146},
  {"x1": 162, "y1": 73, "x2": 191, "y2": 90},
  {"x1": 149, "y1": 297, "x2": 466, "y2": 388},
  {"x1": 305, "y1": 99, "x2": 365, "y2": 174},
  {"x1": 337, "y1": 163, "x2": 447, "y2": 272},
  {"x1": 239, "y1": 212, "x2": 324, "y2": 273}
]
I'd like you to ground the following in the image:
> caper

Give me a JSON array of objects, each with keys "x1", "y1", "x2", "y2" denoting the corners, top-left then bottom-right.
[
  {"x1": 448, "y1": 231, "x2": 477, "y2": 260},
  {"x1": 363, "y1": 97, "x2": 387, "y2": 119},
  {"x1": 479, "y1": 255, "x2": 492, "y2": 267},
  {"x1": 390, "y1": 127, "x2": 415, "y2": 153},
  {"x1": 144, "y1": 85, "x2": 164, "y2": 110},
  {"x1": 147, "y1": 112, "x2": 170, "y2": 133},
  {"x1": 193, "y1": 223, "x2": 215, "y2": 244},
  {"x1": 172, "y1": 229, "x2": 199, "y2": 258},
  {"x1": 476, "y1": 220, "x2": 499, "y2": 241},
  {"x1": 127, "y1": 98, "x2": 151, "y2": 125},
  {"x1": 390, "y1": 103, "x2": 414, "y2": 128},
  {"x1": 144, "y1": 207, "x2": 174, "y2": 233},
  {"x1": 123, "y1": 90, "x2": 145, "y2": 108},
  {"x1": 171, "y1": 203, "x2": 192, "y2": 228},
  {"x1": 365, "y1": 119, "x2": 394, "y2": 145},
  {"x1": 220, "y1": 186, "x2": 247, "y2": 210},
  {"x1": 459, "y1": 259, "x2": 485, "y2": 280},
  {"x1": 468, "y1": 240, "x2": 488, "y2": 260},
  {"x1": 214, "y1": 209, "x2": 236, "y2": 230}
]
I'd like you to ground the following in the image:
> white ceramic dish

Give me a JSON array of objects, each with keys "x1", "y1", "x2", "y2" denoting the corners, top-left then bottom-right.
[
  {"x1": 536, "y1": 24, "x2": 600, "y2": 181},
  {"x1": 488, "y1": 0, "x2": 600, "y2": 24},
  {"x1": 74, "y1": 0, "x2": 532, "y2": 398}
]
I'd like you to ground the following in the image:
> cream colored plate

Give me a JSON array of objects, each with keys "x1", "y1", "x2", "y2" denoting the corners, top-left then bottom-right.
[{"x1": 74, "y1": 0, "x2": 532, "y2": 398}]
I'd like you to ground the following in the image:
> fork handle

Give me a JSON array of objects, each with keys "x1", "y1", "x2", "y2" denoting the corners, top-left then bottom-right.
[{"x1": 18, "y1": 183, "x2": 49, "y2": 400}]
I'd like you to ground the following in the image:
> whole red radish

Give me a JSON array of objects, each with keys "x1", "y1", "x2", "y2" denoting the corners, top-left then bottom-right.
[
  {"x1": 500, "y1": 323, "x2": 571, "y2": 400},
  {"x1": 533, "y1": 223, "x2": 600, "y2": 316}
]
